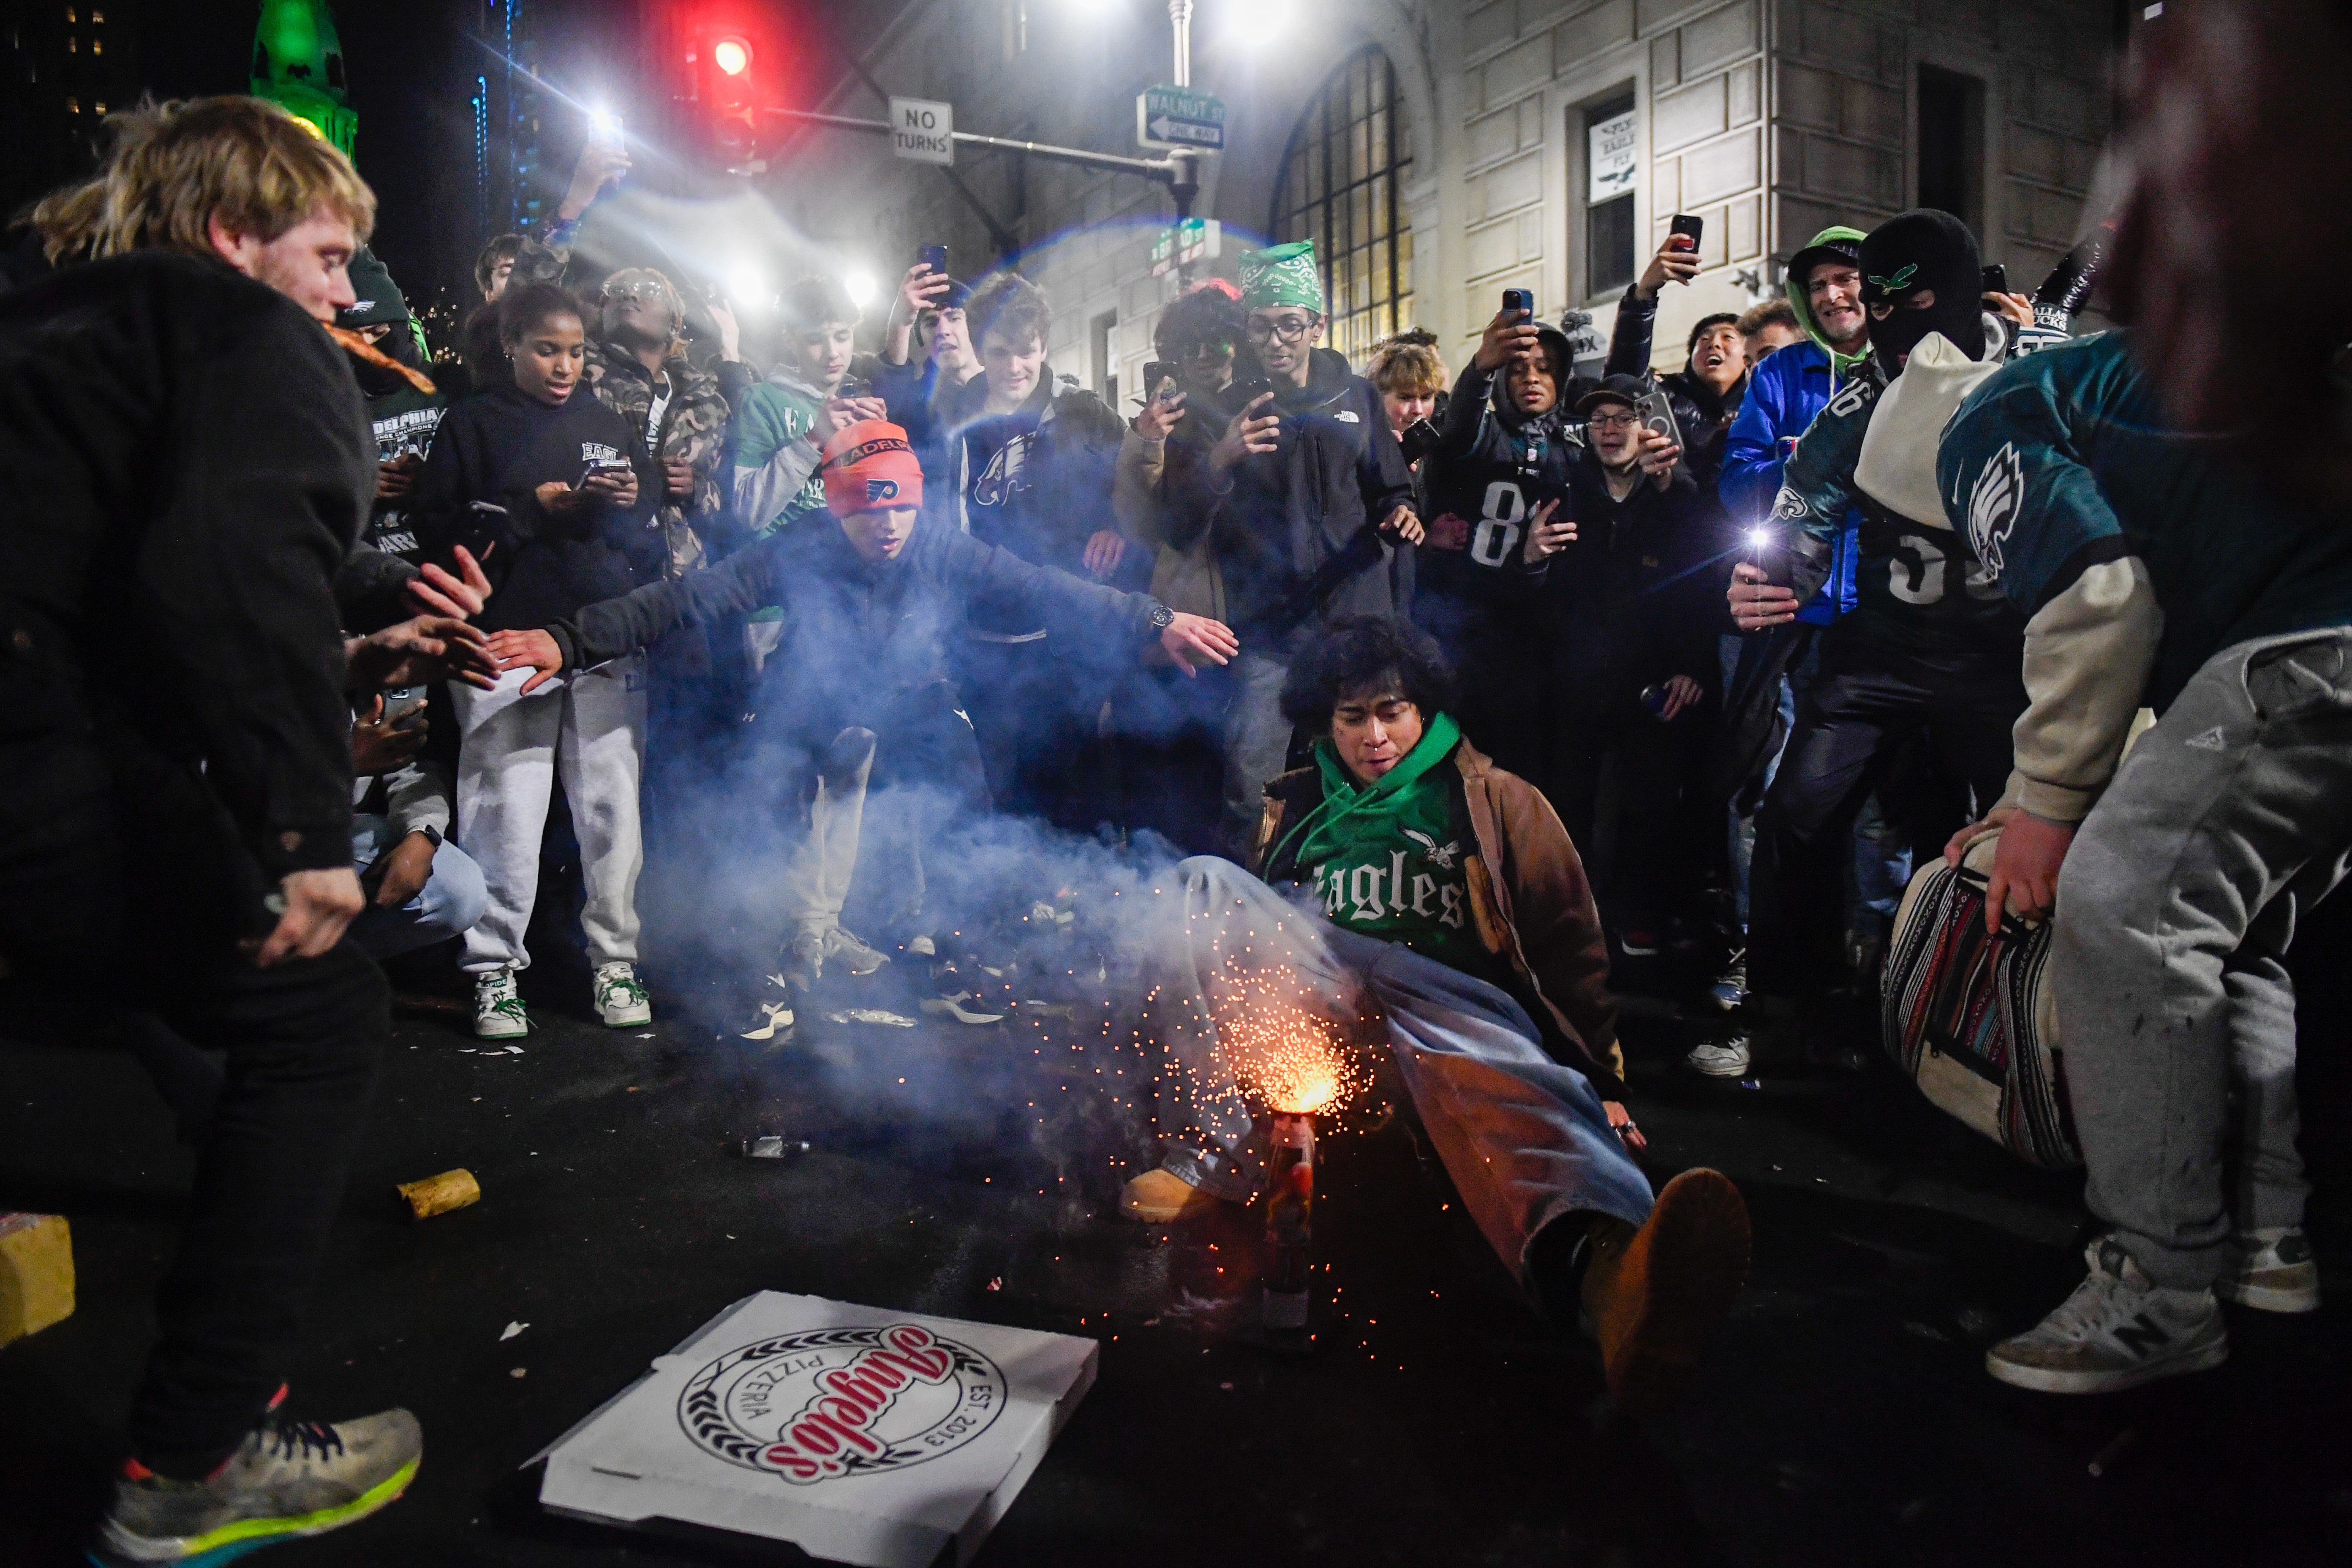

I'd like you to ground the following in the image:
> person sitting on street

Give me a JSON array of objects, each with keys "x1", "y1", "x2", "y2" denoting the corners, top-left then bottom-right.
[
  {"x1": 1118, "y1": 618, "x2": 1749, "y2": 1410},
  {"x1": 481, "y1": 421, "x2": 1239, "y2": 1030}
]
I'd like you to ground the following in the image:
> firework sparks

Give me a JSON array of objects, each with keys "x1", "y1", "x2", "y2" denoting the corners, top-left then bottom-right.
[{"x1": 1209, "y1": 955, "x2": 1368, "y2": 1118}]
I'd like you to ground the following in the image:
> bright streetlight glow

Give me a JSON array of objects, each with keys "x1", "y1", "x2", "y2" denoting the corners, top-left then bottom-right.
[
  {"x1": 843, "y1": 271, "x2": 878, "y2": 309},
  {"x1": 712, "y1": 37, "x2": 752, "y2": 76},
  {"x1": 730, "y1": 265, "x2": 767, "y2": 308}
]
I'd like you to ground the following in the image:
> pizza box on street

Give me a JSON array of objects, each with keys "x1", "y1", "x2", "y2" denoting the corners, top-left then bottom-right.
[{"x1": 532, "y1": 1292, "x2": 1098, "y2": 1567}]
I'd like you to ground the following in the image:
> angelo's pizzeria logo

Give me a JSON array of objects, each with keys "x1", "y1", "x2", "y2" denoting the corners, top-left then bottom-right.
[{"x1": 676, "y1": 1323, "x2": 1007, "y2": 1483}]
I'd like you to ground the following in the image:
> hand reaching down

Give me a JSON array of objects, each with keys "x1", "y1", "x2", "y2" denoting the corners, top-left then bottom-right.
[
  {"x1": 486, "y1": 627, "x2": 566, "y2": 695},
  {"x1": 1158, "y1": 613, "x2": 1240, "y2": 675},
  {"x1": 405, "y1": 544, "x2": 493, "y2": 621},
  {"x1": 346, "y1": 615, "x2": 495, "y2": 692}
]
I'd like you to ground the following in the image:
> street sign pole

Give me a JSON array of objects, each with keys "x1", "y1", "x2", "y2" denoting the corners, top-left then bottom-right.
[{"x1": 1168, "y1": 0, "x2": 1200, "y2": 283}]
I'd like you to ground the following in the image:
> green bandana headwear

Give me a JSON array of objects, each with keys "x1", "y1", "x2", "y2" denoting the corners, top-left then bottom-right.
[{"x1": 1241, "y1": 241, "x2": 1324, "y2": 313}]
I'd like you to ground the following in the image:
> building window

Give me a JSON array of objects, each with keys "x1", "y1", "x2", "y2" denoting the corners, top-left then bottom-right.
[
  {"x1": 92, "y1": 8, "x2": 103, "y2": 20},
  {"x1": 1916, "y1": 65, "x2": 1986, "y2": 237},
  {"x1": 91, "y1": 36, "x2": 101, "y2": 54},
  {"x1": 94, "y1": 101, "x2": 105, "y2": 114},
  {"x1": 67, "y1": 34, "x2": 76, "y2": 50},
  {"x1": 65, "y1": 96, "x2": 79, "y2": 114},
  {"x1": 66, "y1": 7, "x2": 76, "y2": 21},
  {"x1": 1271, "y1": 47, "x2": 1414, "y2": 367},
  {"x1": 1584, "y1": 94, "x2": 1638, "y2": 299}
]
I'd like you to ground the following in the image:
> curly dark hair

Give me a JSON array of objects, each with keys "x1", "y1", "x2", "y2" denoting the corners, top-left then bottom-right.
[
  {"x1": 1279, "y1": 616, "x2": 1457, "y2": 731},
  {"x1": 1153, "y1": 280, "x2": 1247, "y2": 360},
  {"x1": 496, "y1": 280, "x2": 585, "y2": 346},
  {"x1": 781, "y1": 275, "x2": 861, "y2": 333}
]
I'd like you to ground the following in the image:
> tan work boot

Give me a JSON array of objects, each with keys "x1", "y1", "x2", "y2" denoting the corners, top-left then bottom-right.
[
  {"x1": 1119, "y1": 1167, "x2": 1228, "y2": 1223},
  {"x1": 1581, "y1": 1168, "x2": 1751, "y2": 1412}
]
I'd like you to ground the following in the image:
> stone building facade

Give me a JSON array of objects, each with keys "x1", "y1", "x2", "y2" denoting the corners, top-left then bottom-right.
[{"x1": 763, "y1": 0, "x2": 2124, "y2": 405}]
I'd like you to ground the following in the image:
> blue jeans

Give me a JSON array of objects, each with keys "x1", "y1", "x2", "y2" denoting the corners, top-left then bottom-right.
[
  {"x1": 1151, "y1": 857, "x2": 1653, "y2": 1285},
  {"x1": 348, "y1": 814, "x2": 488, "y2": 960}
]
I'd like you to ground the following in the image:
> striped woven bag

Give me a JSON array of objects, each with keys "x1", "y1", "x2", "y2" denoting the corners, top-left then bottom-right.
[{"x1": 1880, "y1": 828, "x2": 2082, "y2": 1170}]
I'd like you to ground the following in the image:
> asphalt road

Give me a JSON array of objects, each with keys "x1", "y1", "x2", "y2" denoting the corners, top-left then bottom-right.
[{"x1": 6, "y1": 898, "x2": 2352, "y2": 1568}]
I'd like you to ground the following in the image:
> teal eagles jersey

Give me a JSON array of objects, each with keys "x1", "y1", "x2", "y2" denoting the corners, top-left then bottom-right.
[
  {"x1": 1771, "y1": 359, "x2": 2021, "y2": 657},
  {"x1": 1938, "y1": 331, "x2": 2352, "y2": 711}
]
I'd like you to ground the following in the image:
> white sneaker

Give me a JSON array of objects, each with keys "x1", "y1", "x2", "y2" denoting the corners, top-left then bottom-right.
[
  {"x1": 2218, "y1": 1226, "x2": 2319, "y2": 1313},
  {"x1": 473, "y1": 969, "x2": 528, "y2": 1039},
  {"x1": 904, "y1": 934, "x2": 936, "y2": 957},
  {"x1": 593, "y1": 961, "x2": 653, "y2": 1027},
  {"x1": 1685, "y1": 1034, "x2": 1751, "y2": 1078},
  {"x1": 920, "y1": 990, "x2": 1006, "y2": 1025},
  {"x1": 1986, "y1": 1237, "x2": 2229, "y2": 1394}
]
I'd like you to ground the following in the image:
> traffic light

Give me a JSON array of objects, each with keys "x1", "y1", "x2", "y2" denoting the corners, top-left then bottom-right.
[{"x1": 682, "y1": 11, "x2": 770, "y2": 166}]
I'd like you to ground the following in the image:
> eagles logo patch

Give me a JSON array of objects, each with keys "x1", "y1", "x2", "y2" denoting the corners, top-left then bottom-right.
[
  {"x1": 1965, "y1": 441, "x2": 2024, "y2": 579},
  {"x1": 1769, "y1": 485, "x2": 1810, "y2": 523}
]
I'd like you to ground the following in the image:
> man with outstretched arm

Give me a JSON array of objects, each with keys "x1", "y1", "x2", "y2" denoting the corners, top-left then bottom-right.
[
  {"x1": 486, "y1": 422, "x2": 1238, "y2": 1029},
  {"x1": 1116, "y1": 618, "x2": 1749, "y2": 1410}
]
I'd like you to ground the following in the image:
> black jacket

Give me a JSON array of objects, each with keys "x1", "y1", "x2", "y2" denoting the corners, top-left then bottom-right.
[
  {"x1": 1417, "y1": 329, "x2": 1582, "y2": 623},
  {"x1": 1542, "y1": 452, "x2": 1725, "y2": 727},
  {"x1": 1165, "y1": 347, "x2": 1416, "y2": 645},
  {"x1": 0, "y1": 252, "x2": 373, "y2": 876},
  {"x1": 1604, "y1": 285, "x2": 1746, "y2": 493},
  {"x1": 412, "y1": 382, "x2": 663, "y2": 634},
  {"x1": 942, "y1": 378, "x2": 1138, "y2": 629},
  {"x1": 543, "y1": 512, "x2": 1167, "y2": 746}
]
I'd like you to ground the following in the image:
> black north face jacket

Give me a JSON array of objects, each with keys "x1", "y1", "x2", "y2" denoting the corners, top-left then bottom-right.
[{"x1": 1164, "y1": 347, "x2": 1416, "y2": 648}]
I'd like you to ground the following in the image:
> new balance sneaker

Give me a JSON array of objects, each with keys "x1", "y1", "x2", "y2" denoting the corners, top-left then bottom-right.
[
  {"x1": 2218, "y1": 1226, "x2": 2319, "y2": 1314},
  {"x1": 740, "y1": 975, "x2": 795, "y2": 1041},
  {"x1": 820, "y1": 926, "x2": 889, "y2": 977},
  {"x1": 89, "y1": 1403, "x2": 421, "y2": 1567},
  {"x1": 472, "y1": 969, "x2": 528, "y2": 1040},
  {"x1": 1985, "y1": 1237, "x2": 2229, "y2": 1394},
  {"x1": 1707, "y1": 947, "x2": 1748, "y2": 1012},
  {"x1": 592, "y1": 962, "x2": 652, "y2": 1028},
  {"x1": 1685, "y1": 1033, "x2": 1751, "y2": 1079}
]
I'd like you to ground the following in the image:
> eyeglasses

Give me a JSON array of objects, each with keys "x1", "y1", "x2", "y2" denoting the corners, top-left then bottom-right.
[
  {"x1": 1245, "y1": 316, "x2": 1318, "y2": 343},
  {"x1": 1588, "y1": 409, "x2": 1639, "y2": 429},
  {"x1": 601, "y1": 279, "x2": 669, "y2": 303}
]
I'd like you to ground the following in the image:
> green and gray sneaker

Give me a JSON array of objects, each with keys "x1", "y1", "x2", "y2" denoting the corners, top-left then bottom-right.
[
  {"x1": 88, "y1": 1403, "x2": 421, "y2": 1566},
  {"x1": 592, "y1": 961, "x2": 653, "y2": 1027},
  {"x1": 472, "y1": 967, "x2": 528, "y2": 1040}
]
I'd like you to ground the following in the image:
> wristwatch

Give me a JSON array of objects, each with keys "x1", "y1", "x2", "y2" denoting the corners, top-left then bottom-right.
[
  {"x1": 1148, "y1": 603, "x2": 1176, "y2": 631},
  {"x1": 415, "y1": 825, "x2": 444, "y2": 849}
]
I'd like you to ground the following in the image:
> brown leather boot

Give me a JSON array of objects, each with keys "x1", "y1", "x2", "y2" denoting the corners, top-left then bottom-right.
[
  {"x1": 1581, "y1": 1168, "x2": 1752, "y2": 1411},
  {"x1": 1119, "y1": 1167, "x2": 1230, "y2": 1223}
]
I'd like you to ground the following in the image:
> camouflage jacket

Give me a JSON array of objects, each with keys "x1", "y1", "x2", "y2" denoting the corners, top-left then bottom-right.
[{"x1": 585, "y1": 339, "x2": 731, "y2": 576}]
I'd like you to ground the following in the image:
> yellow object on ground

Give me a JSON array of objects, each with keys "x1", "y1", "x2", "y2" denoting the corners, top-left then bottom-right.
[
  {"x1": 396, "y1": 1168, "x2": 481, "y2": 1220},
  {"x1": 0, "y1": 1212, "x2": 74, "y2": 1347}
]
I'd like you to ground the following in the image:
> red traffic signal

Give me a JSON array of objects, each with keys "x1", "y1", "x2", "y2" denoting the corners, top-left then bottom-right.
[{"x1": 712, "y1": 36, "x2": 752, "y2": 76}]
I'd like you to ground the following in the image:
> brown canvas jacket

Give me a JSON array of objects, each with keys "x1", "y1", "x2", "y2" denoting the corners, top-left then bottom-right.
[{"x1": 1252, "y1": 736, "x2": 1624, "y2": 1092}]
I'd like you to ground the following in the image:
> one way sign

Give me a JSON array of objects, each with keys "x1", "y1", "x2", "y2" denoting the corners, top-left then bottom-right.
[{"x1": 1136, "y1": 85, "x2": 1225, "y2": 153}]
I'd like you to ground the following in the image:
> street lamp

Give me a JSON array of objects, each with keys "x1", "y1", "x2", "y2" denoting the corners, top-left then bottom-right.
[{"x1": 843, "y1": 271, "x2": 878, "y2": 310}]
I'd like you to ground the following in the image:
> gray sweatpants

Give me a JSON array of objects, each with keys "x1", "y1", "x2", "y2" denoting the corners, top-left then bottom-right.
[
  {"x1": 2055, "y1": 627, "x2": 2352, "y2": 1290},
  {"x1": 1149, "y1": 857, "x2": 1653, "y2": 1285}
]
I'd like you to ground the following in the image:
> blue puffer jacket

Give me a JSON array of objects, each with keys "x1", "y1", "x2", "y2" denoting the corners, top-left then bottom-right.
[{"x1": 1719, "y1": 340, "x2": 1859, "y2": 626}]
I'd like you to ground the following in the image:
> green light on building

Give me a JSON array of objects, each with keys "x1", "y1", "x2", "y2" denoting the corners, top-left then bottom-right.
[{"x1": 251, "y1": 0, "x2": 357, "y2": 158}]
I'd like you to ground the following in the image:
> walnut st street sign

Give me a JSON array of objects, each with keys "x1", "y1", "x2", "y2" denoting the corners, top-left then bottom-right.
[{"x1": 1135, "y1": 84, "x2": 1225, "y2": 152}]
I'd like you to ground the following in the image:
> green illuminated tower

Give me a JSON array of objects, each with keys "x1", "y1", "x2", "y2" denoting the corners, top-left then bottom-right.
[{"x1": 250, "y1": 0, "x2": 357, "y2": 157}]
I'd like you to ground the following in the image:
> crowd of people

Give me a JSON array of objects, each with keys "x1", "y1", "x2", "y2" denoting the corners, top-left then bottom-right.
[{"x1": 4, "y1": 26, "x2": 2347, "y2": 1557}]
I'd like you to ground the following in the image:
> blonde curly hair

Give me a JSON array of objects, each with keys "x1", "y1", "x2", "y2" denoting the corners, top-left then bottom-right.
[
  {"x1": 1366, "y1": 327, "x2": 1447, "y2": 397},
  {"x1": 32, "y1": 95, "x2": 375, "y2": 265}
]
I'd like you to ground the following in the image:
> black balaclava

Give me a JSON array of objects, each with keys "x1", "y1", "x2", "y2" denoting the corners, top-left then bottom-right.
[{"x1": 1859, "y1": 209, "x2": 1985, "y2": 369}]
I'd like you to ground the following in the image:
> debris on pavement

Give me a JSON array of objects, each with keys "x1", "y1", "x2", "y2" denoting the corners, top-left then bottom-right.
[
  {"x1": 502, "y1": 1320, "x2": 528, "y2": 1341},
  {"x1": 823, "y1": 1008, "x2": 918, "y2": 1027},
  {"x1": 397, "y1": 1168, "x2": 481, "y2": 1220},
  {"x1": 740, "y1": 1135, "x2": 812, "y2": 1162}
]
